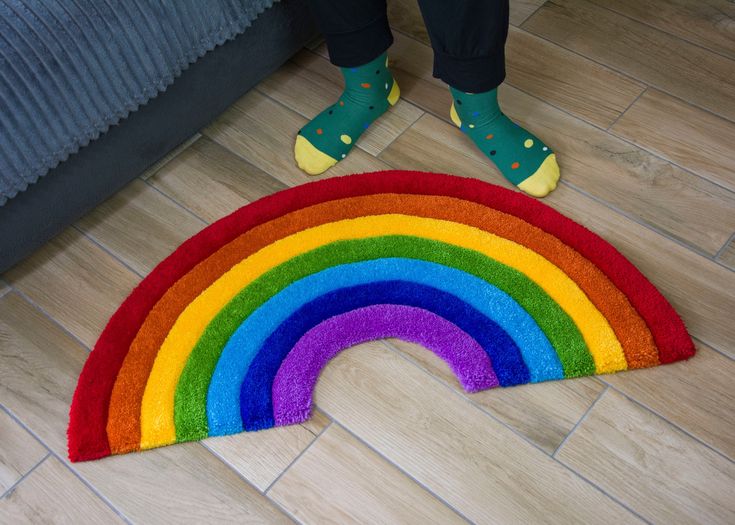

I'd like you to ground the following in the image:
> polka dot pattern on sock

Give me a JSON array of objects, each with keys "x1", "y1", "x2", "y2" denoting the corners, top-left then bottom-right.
[
  {"x1": 295, "y1": 52, "x2": 398, "y2": 175},
  {"x1": 449, "y1": 86, "x2": 558, "y2": 194}
]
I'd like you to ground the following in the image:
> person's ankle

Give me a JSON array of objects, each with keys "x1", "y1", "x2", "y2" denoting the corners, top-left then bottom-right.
[
  {"x1": 295, "y1": 52, "x2": 399, "y2": 175},
  {"x1": 449, "y1": 86, "x2": 559, "y2": 197}
]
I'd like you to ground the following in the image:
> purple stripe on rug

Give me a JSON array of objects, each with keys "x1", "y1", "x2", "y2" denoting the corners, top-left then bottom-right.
[{"x1": 272, "y1": 304, "x2": 499, "y2": 426}]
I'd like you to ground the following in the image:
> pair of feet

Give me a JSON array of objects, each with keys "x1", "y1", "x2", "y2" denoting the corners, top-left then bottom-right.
[{"x1": 294, "y1": 52, "x2": 559, "y2": 197}]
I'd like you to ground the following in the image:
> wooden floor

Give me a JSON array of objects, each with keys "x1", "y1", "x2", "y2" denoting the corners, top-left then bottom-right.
[{"x1": 2, "y1": 0, "x2": 734, "y2": 523}]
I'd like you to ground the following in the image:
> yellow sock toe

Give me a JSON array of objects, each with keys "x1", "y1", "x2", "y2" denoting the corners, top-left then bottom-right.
[
  {"x1": 294, "y1": 135, "x2": 338, "y2": 175},
  {"x1": 517, "y1": 154, "x2": 560, "y2": 198}
]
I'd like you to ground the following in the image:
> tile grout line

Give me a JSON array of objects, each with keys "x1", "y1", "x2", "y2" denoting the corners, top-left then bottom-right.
[
  {"x1": 512, "y1": 1, "x2": 548, "y2": 28},
  {"x1": 198, "y1": 441, "x2": 300, "y2": 524},
  {"x1": 554, "y1": 455, "x2": 653, "y2": 525},
  {"x1": 605, "y1": 123, "x2": 735, "y2": 198},
  {"x1": 140, "y1": 176, "x2": 211, "y2": 226},
  {"x1": 263, "y1": 419, "x2": 334, "y2": 495},
  {"x1": 517, "y1": 16, "x2": 735, "y2": 127},
  {"x1": 371, "y1": 87, "x2": 735, "y2": 273},
  {"x1": 553, "y1": 385, "x2": 609, "y2": 457},
  {"x1": 581, "y1": 0, "x2": 735, "y2": 64},
  {"x1": 139, "y1": 133, "x2": 202, "y2": 181},
  {"x1": 0, "y1": 405, "x2": 133, "y2": 524},
  {"x1": 559, "y1": 177, "x2": 735, "y2": 275},
  {"x1": 6, "y1": 292, "x2": 730, "y2": 519},
  {"x1": 71, "y1": 224, "x2": 145, "y2": 279},
  {"x1": 8, "y1": 288, "x2": 731, "y2": 515},
  {"x1": 371, "y1": 341, "x2": 658, "y2": 524},
  {"x1": 314, "y1": 415, "x2": 474, "y2": 525},
  {"x1": 254, "y1": 84, "x2": 421, "y2": 161},
  {"x1": 373, "y1": 108, "x2": 423, "y2": 155},
  {"x1": 294, "y1": 42, "x2": 735, "y2": 224},
  {"x1": 500, "y1": 63, "x2": 735, "y2": 200},
  {"x1": 382, "y1": 330, "x2": 735, "y2": 466},
  {"x1": 601, "y1": 381, "x2": 735, "y2": 465},
  {"x1": 0, "y1": 451, "x2": 50, "y2": 501},
  {"x1": 377, "y1": 340, "x2": 561, "y2": 457},
  {"x1": 701, "y1": 343, "x2": 734, "y2": 362},
  {"x1": 292, "y1": 34, "x2": 735, "y2": 187},
  {"x1": 378, "y1": 29, "x2": 735, "y2": 222},
  {"x1": 605, "y1": 85, "x2": 648, "y2": 131},
  {"x1": 70, "y1": 179, "x2": 212, "y2": 280},
  {"x1": 199, "y1": 122, "x2": 309, "y2": 191},
  {"x1": 7, "y1": 287, "x2": 93, "y2": 353},
  {"x1": 714, "y1": 231, "x2": 734, "y2": 260}
]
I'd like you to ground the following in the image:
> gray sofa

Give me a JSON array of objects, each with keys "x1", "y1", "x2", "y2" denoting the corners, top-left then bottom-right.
[{"x1": 0, "y1": 0, "x2": 318, "y2": 272}]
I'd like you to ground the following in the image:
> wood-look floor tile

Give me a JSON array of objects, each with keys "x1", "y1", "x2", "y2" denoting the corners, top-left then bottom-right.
[
  {"x1": 506, "y1": 27, "x2": 645, "y2": 128},
  {"x1": 387, "y1": 339, "x2": 605, "y2": 453},
  {"x1": 259, "y1": 52, "x2": 423, "y2": 156},
  {"x1": 315, "y1": 342, "x2": 640, "y2": 524},
  {"x1": 0, "y1": 280, "x2": 8, "y2": 297},
  {"x1": 140, "y1": 133, "x2": 202, "y2": 180},
  {"x1": 387, "y1": 0, "x2": 547, "y2": 39},
  {"x1": 0, "y1": 293, "x2": 290, "y2": 524},
  {"x1": 203, "y1": 413, "x2": 327, "y2": 491},
  {"x1": 383, "y1": 104, "x2": 735, "y2": 255},
  {"x1": 611, "y1": 89, "x2": 735, "y2": 192},
  {"x1": 387, "y1": 0, "x2": 428, "y2": 42},
  {"x1": 380, "y1": 114, "x2": 508, "y2": 183},
  {"x1": 557, "y1": 389, "x2": 735, "y2": 524},
  {"x1": 0, "y1": 411, "x2": 47, "y2": 494},
  {"x1": 604, "y1": 342, "x2": 735, "y2": 460},
  {"x1": 269, "y1": 423, "x2": 467, "y2": 524},
  {"x1": 376, "y1": 15, "x2": 644, "y2": 129},
  {"x1": 0, "y1": 293, "x2": 90, "y2": 454},
  {"x1": 509, "y1": 0, "x2": 547, "y2": 26},
  {"x1": 4, "y1": 229, "x2": 140, "y2": 347},
  {"x1": 0, "y1": 457, "x2": 122, "y2": 524},
  {"x1": 384, "y1": 31, "x2": 735, "y2": 254},
  {"x1": 299, "y1": 407, "x2": 331, "y2": 436},
  {"x1": 586, "y1": 0, "x2": 735, "y2": 60},
  {"x1": 203, "y1": 90, "x2": 392, "y2": 188},
  {"x1": 523, "y1": 0, "x2": 735, "y2": 122},
  {"x1": 497, "y1": 85, "x2": 735, "y2": 255},
  {"x1": 381, "y1": 113, "x2": 735, "y2": 356},
  {"x1": 149, "y1": 136, "x2": 287, "y2": 224},
  {"x1": 542, "y1": 188, "x2": 735, "y2": 358},
  {"x1": 76, "y1": 179, "x2": 205, "y2": 275},
  {"x1": 717, "y1": 238, "x2": 735, "y2": 270},
  {"x1": 74, "y1": 443, "x2": 290, "y2": 524}
]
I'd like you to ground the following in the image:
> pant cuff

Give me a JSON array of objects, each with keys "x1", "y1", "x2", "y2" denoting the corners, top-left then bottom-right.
[
  {"x1": 433, "y1": 50, "x2": 506, "y2": 93},
  {"x1": 323, "y1": 13, "x2": 394, "y2": 68}
]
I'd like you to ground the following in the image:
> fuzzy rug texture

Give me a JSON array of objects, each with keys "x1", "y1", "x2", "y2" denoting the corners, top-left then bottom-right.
[{"x1": 67, "y1": 170, "x2": 694, "y2": 461}]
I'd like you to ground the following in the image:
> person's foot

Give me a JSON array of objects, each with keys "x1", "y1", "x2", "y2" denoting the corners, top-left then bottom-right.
[
  {"x1": 295, "y1": 52, "x2": 400, "y2": 175},
  {"x1": 449, "y1": 86, "x2": 560, "y2": 197}
]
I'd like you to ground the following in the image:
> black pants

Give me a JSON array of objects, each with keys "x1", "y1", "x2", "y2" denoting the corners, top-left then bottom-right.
[{"x1": 307, "y1": 0, "x2": 509, "y2": 92}]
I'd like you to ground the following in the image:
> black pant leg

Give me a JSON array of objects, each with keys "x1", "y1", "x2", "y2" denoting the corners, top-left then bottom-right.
[
  {"x1": 416, "y1": 0, "x2": 509, "y2": 92},
  {"x1": 307, "y1": 0, "x2": 393, "y2": 68}
]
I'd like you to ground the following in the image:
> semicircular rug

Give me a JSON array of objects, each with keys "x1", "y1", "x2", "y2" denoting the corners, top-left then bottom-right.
[{"x1": 67, "y1": 170, "x2": 695, "y2": 461}]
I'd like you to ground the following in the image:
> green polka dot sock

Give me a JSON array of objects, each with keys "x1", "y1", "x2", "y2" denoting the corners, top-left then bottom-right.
[
  {"x1": 295, "y1": 52, "x2": 399, "y2": 175},
  {"x1": 449, "y1": 86, "x2": 560, "y2": 197}
]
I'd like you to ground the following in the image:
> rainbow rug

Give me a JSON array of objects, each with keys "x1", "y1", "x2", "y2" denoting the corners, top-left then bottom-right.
[{"x1": 68, "y1": 170, "x2": 694, "y2": 462}]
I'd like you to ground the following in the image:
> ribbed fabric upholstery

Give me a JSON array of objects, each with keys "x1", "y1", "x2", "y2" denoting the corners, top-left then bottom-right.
[{"x1": 0, "y1": 0, "x2": 276, "y2": 205}]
